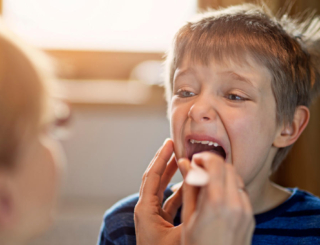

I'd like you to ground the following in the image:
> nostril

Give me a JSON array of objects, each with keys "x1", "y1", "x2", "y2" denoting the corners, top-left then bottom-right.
[{"x1": 203, "y1": 116, "x2": 210, "y2": 121}]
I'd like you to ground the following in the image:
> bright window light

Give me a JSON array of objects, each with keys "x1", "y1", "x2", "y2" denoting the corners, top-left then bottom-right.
[{"x1": 3, "y1": 0, "x2": 197, "y2": 52}]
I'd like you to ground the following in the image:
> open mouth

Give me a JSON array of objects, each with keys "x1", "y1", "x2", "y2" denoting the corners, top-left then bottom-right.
[{"x1": 187, "y1": 139, "x2": 226, "y2": 161}]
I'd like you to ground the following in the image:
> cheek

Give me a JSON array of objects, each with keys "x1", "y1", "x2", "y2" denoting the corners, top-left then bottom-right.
[
  {"x1": 12, "y1": 137, "x2": 65, "y2": 237},
  {"x1": 29, "y1": 139, "x2": 64, "y2": 211},
  {"x1": 225, "y1": 107, "x2": 277, "y2": 176},
  {"x1": 170, "y1": 100, "x2": 190, "y2": 158},
  {"x1": 227, "y1": 103, "x2": 276, "y2": 147},
  {"x1": 31, "y1": 147, "x2": 59, "y2": 207},
  {"x1": 40, "y1": 140, "x2": 65, "y2": 202}
]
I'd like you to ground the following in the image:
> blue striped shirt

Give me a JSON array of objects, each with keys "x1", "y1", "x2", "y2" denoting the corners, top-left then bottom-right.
[{"x1": 97, "y1": 187, "x2": 320, "y2": 245}]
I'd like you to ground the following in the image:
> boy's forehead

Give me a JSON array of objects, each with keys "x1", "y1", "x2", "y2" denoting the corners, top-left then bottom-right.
[{"x1": 174, "y1": 54, "x2": 272, "y2": 89}]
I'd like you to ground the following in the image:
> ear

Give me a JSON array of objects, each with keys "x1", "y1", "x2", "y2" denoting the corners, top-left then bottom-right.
[
  {"x1": 0, "y1": 170, "x2": 15, "y2": 229},
  {"x1": 273, "y1": 106, "x2": 310, "y2": 148}
]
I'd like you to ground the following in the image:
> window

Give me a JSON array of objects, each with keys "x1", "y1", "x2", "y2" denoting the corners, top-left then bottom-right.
[
  {"x1": 2, "y1": 0, "x2": 198, "y2": 105},
  {"x1": 3, "y1": 0, "x2": 197, "y2": 52}
]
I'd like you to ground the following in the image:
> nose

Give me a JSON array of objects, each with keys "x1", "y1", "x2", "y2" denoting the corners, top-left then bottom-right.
[{"x1": 188, "y1": 95, "x2": 217, "y2": 123}]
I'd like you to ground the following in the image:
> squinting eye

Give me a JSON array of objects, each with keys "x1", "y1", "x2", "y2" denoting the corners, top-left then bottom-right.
[
  {"x1": 177, "y1": 89, "x2": 196, "y2": 98},
  {"x1": 227, "y1": 94, "x2": 245, "y2": 101}
]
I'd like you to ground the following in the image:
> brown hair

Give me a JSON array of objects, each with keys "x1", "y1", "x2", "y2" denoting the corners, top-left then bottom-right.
[
  {"x1": 0, "y1": 20, "x2": 57, "y2": 168},
  {"x1": 164, "y1": 3, "x2": 320, "y2": 171}
]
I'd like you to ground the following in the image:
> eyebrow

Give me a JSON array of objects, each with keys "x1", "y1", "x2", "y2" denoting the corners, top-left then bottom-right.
[
  {"x1": 219, "y1": 71, "x2": 255, "y2": 88},
  {"x1": 174, "y1": 68, "x2": 258, "y2": 91},
  {"x1": 173, "y1": 68, "x2": 196, "y2": 82}
]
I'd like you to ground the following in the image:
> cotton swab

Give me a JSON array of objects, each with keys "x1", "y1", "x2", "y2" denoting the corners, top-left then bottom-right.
[{"x1": 185, "y1": 161, "x2": 209, "y2": 186}]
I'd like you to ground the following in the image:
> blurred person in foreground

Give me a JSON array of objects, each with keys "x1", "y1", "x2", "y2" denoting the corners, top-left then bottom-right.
[
  {"x1": 98, "y1": 3, "x2": 320, "y2": 245},
  {"x1": 0, "y1": 20, "x2": 69, "y2": 245}
]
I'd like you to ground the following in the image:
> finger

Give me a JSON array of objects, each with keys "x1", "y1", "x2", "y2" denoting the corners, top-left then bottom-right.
[
  {"x1": 139, "y1": 145, "x2": 163, "y2": 196},
  {"x1": 139, "y1": 139, "x2": 174, "y2": 202},
  {"x1": 192, "y1": 152, "x2": 226, "y2": 190},
  {"x1": 191, "y1": 153, "x2": 228, "y2": 220},
  {"x1": 224, "y1": 163, "x2": 252, "y2": 235},
  {"x1": 158, "y1": 155, "x2": 178, "y2": 202},
  {"x1": 225, "y1": 164, "x2": 242, "y2": 204},
  {"x1": 193, "y1": 184, "x2": 209, "y2": 218},
  {"x1": 182, "y1": 179, "x2": 200, "y2": 224},
  {"x1": 237, "y1": 184, "x2": 255, "y2": 244},
  {"x1": 224, "y1": 164, "x2": 248, "y2": 207},
  {"x1": 192, "y1": 152, "x2": 225, "y2": 170},
  {"x1": 178, "y1": 158, "x2": 200, "y2": 223},
  {"x1": 162, "y1": 184, "x2": 183, "y2": 221},
  {"x1": 236, "y1": 171, "x2": 245, "y2": 190},
  {"x1": 238, "y1": 186, "x2": 253, "y2": 216},
  {"x1": 144, "y1": 138, "x2": 173, "y2": 174},
  {"x1": 177, "y1": 158, "x2": 191, "y2": 178}
]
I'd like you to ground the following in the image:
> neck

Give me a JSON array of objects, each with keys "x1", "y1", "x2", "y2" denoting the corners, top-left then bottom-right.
[
  {"x1": 245, "y1": 147, "x2": 291, "y2": 214},
  {"x1": 247, "y1": 178, "x2": 291, "y2": 214}
]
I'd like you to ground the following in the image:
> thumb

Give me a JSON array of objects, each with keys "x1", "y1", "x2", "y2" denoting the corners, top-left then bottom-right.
[{"x1": 177, "y1": 158, "x2": 191, "y2": 179}]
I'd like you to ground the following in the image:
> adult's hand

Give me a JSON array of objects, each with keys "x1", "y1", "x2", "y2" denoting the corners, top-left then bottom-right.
[
  {"x1": 178, "y1": 152, "x2": 255, "y2": 245},
  {"x1": 134, "y1": 139, "x2": 182, "y2": 245}
]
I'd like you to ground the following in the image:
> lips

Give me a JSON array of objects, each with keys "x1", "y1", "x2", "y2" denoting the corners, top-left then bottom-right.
[{"x1": 185, "y1": 135, "x2": 227, "y2": 160}]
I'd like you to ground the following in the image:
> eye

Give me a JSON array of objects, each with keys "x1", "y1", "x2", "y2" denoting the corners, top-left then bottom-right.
[
  {"x1": 43, "y1": 102, "x2": 72, "y2": 140},
  {"x1": 177, "y1": 89, "x2": 196, "y2": 98},
  {"x1": 46, "y1": 123, "x2": 71, "y2": 140},
  {"x1": 227, "y1": 94, "x2": 246, "y2": 101}
]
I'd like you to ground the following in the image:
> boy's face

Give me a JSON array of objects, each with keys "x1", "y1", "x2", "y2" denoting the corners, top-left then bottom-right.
[{"x1": 170, "y1": 56, "x2": 281, "y2": 185}]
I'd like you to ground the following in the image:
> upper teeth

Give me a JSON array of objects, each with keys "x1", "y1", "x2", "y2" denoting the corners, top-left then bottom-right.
[{"x1": 190, "y1": 139, "x2": 219, "y2": 147}]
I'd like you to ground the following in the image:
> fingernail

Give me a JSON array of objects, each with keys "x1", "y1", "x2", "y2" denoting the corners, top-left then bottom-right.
[
  {"x1": 177, "y1": 158, "x2": 188, "y2": 177},
  {"x1": 177, "y1": 158, "x2": 186, "y2": 164},
  {"x1": 177, "y1": 158, "x2": 191, "y2": 167},
  {"x1": 163, "y1": 138, "x2": 171, "y2": 145}
]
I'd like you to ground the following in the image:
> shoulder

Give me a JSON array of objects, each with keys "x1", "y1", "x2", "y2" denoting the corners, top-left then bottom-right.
[
  {"x1": 277, "y1": 188, "x2": 320, "y2": 220},
  {"x1": 252, "y1": 188, "x2": 320, "y2": 244},
  {"x1": 97, "y1": 193, "x2": 139, "y2": 245},
  {"x1": 283, "y1": 188, "x2": 320, "y2": 227},
  {"x1": 97, "y1": 186, "x2": 176, "y2": 245},
  {"x1": 262, "y1": 188, "x2": 320, "y2": 227},
  {"x1": 291, "y1": 188, "x2": 320, "y2": 210},
  {"x1": 104, "y1": 193, "x2": 139, "y2": 222}
]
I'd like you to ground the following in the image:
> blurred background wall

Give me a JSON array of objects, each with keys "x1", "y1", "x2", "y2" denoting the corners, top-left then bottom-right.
[{"x1": 0, "y1": 0, "x2": 319, "y2": 244}]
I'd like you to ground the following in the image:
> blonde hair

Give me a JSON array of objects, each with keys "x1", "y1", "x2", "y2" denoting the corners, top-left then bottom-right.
[
  {"x1": 0, "y1": 19, "x2": 57, "y2": 168},
  {"x1": 164, "y1": 3, "x2": 320, "y2": 171}
]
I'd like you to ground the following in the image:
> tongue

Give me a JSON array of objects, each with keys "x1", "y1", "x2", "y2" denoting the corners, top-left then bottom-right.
[{"x1": 189, "y1": 144, "x2": 226, "y2": 160}]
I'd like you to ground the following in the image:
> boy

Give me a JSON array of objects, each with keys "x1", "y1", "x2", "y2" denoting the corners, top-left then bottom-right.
[
  {"x1": 0, "y1": 20, "x2": 69, "y2": 244},
  {"x1": 98, "y1": 3, "x2": 320, "y2": 245}
]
